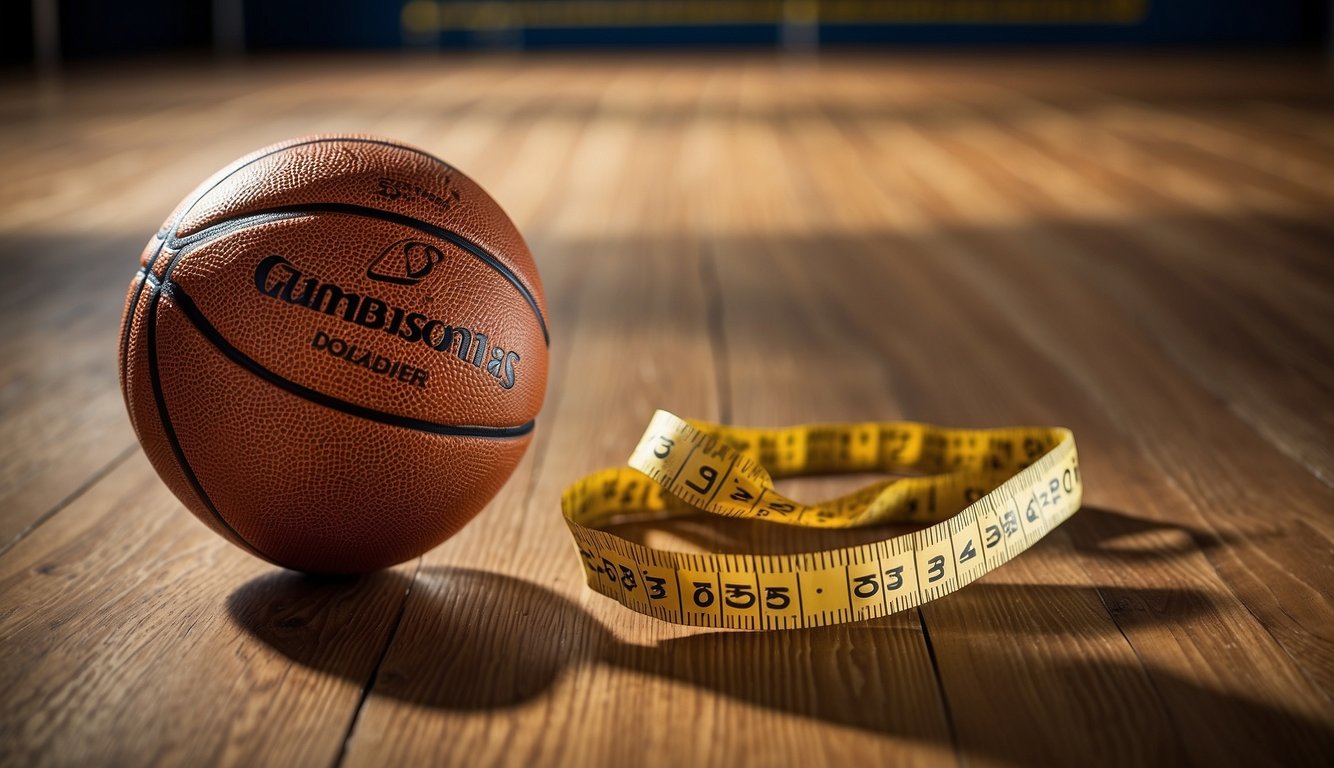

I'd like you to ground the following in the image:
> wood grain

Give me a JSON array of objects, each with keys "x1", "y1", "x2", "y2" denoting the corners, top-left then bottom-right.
[
  {"x1": 0, "y1": 52, "x2": 1330, "y2": 767},
  {"x1": 0, "y1": 452, "x2": 413, "y2": 767}
]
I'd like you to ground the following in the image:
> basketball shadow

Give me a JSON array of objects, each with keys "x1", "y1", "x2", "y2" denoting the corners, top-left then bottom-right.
[{"x1": 226, "y1": 561, "x2": 1333, "y2": 764}]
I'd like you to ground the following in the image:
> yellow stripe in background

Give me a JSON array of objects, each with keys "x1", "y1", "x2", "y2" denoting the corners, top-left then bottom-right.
[{"x1": 403, "y1": 0, "x2": 1148, "y2": 34}]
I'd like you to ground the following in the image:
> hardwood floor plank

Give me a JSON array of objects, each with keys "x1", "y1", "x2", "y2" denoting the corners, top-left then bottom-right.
[
  {"x1": 765, "y1": 78, "x2": 1334, "y2": 760},
  {"x1": 1, "y1": 52, "x2": 1330, "y2": 768},
  {"x1": 832, "y1": 90, "x2": 1332, "y2": 681},
  {"x1": 698, "y1": 69, "x2": 957, "y2": 765},
  {"x1": 839, "y1": 83, "x2": 1334, "y2": 703},
  {"x1": 787, "y1": 219, "x2": 1333, "y2": 763},
  {"x1": 767, "y1": 118, "x2": 1187, "y2": 766},
  {"x1": 0, "y1": 453, "x2": 412, "y2": 767},
  {"x1": 944, "y1": 92, "x2": 1334, "y2": 483},
  {"x1": 0, "y1": 228, "x2": 142, "y2": 547},
  {"x1": 338, "y1": 65, "x2": 737, "y2": 768}
]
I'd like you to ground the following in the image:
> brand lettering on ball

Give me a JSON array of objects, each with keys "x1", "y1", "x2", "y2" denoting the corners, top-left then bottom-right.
[{"x1": 254, "y1": 253, "x2": 519, "y2": 389}]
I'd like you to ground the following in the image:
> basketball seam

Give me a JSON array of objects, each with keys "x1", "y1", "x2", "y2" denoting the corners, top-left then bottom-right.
[
  {"x1": 125, "y1": 137, "x2": 395, "y2": 406},
  {"x1": 124, "y1": 135, "x2": 542, "y2": 395},
  {"x1": 170, "y1": 136, "x2": 459, "y2": 241},
  {"x1": 166, "y1": 203, "x2": 550, "y2": 346},
  {"x1": 119, "y1": 238, "x2": 167, "y2": 400},
  {"x1": 127, "y1": 135, "x2": 461, "y2": 378},
  {"x1": 144, "y1": 267, "x2": 276, "y2": 564},
  {"x1": 161, "y1": 134, "x2": 549, "y2": 342},
  {"x1": 154, "y1": 275, "x2": 536, "y2": 439}
]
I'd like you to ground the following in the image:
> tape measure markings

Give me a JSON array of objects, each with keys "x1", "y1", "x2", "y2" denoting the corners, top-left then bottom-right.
[{"x1": 564, "y1": 412, "x2": 1081, "y2": 630}]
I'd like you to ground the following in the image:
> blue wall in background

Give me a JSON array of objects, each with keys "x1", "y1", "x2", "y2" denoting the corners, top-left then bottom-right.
[
  {"x1": 3, "y1": 0, "x2": 1325, "y2": 64},
  {"x1": 246, "y1": 0, "x2": 405, "y2": 50},
  {"x1": 247, "y1": 0, "x2": 1322, "y2": 49}
]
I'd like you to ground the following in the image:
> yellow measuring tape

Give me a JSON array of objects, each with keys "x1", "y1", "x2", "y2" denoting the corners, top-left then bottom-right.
[{"x1": 562, "y1": 411, "x2": 1081, "y2": 630}]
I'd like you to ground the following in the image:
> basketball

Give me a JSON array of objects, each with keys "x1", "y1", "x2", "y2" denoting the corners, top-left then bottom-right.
[{"x1": 118, "y1": 135, "x2": 548, "y2": 574}]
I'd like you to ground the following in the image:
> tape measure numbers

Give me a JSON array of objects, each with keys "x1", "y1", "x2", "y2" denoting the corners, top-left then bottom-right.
[{"x1": 562, "y1": 410, "x2": 1082, "y2": 630}]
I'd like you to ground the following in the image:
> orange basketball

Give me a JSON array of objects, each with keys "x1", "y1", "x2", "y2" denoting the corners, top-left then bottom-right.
[{"x1": 119, "y1": 135, "x2": 548, "y2": 573}]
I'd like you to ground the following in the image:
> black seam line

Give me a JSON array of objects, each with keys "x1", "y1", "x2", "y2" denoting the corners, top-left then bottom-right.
[
  {"x1": 169, "y1": 136, "x2": 456, "y2": 240},
  {"x1": 130, "y1": 136, "x2": 422, "y2": 371},
  {"x1": 145, "y1": 267, "x2": 273, "y2": 563},
  {"x1": 0, "y1": 444, "x2": 138, "y2": 560},
  {"x1": 216, "y1": 202, "x2": 550, "y2": 346},
  {"x1": 167, "y1": 210, "x2": 315, "y2": 249},
  {"x1": 163, "y1": 281, "x2": 535, "y2": 440},
  {"x1": 120, "y1": 238, "x2": 168, "y2": 397},
  {"x1": 156, "y1": 134, "x2": 548, "y2": 342}
]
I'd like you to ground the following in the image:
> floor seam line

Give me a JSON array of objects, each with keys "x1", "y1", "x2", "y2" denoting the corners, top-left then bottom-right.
[
  {"x1": 331, "y1": 557, "x2": 422, "y2": 768},
  {"x1": 0, "y1": 442, "x2": 138, "y2": 559},
  {"x1": 917, "y1": 608, "x2": 966, "y2": 767}
]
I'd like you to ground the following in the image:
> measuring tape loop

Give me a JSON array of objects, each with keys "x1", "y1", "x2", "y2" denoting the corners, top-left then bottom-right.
[{"x1": 562, "y1": 410, "x2": 1082, "y2": 630}]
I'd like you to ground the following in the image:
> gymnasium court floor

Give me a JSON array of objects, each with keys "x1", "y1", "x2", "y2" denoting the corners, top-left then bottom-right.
[{"x1": 0, "y1": 52, "x2": 1331, "y2": 766}]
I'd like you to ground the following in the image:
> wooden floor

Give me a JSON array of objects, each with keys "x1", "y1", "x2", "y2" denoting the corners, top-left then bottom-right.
[{"x1": 0, "y1": 51, "x2": 1331, "y2": 767}]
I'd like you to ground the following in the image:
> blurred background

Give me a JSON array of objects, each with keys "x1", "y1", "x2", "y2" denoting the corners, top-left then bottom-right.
[{"x1": 2, "y1": 0, "x2": 1328, "y2": 68}]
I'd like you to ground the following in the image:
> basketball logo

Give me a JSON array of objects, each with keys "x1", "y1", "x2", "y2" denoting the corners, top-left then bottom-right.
[{"x1": 367, "y1": 238, "x2": 445, "y2": 285}]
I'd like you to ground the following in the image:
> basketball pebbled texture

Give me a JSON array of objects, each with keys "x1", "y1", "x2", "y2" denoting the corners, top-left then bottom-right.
[{"x1": 119, "y1": 135, "x2": 549, "y2": 573}]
